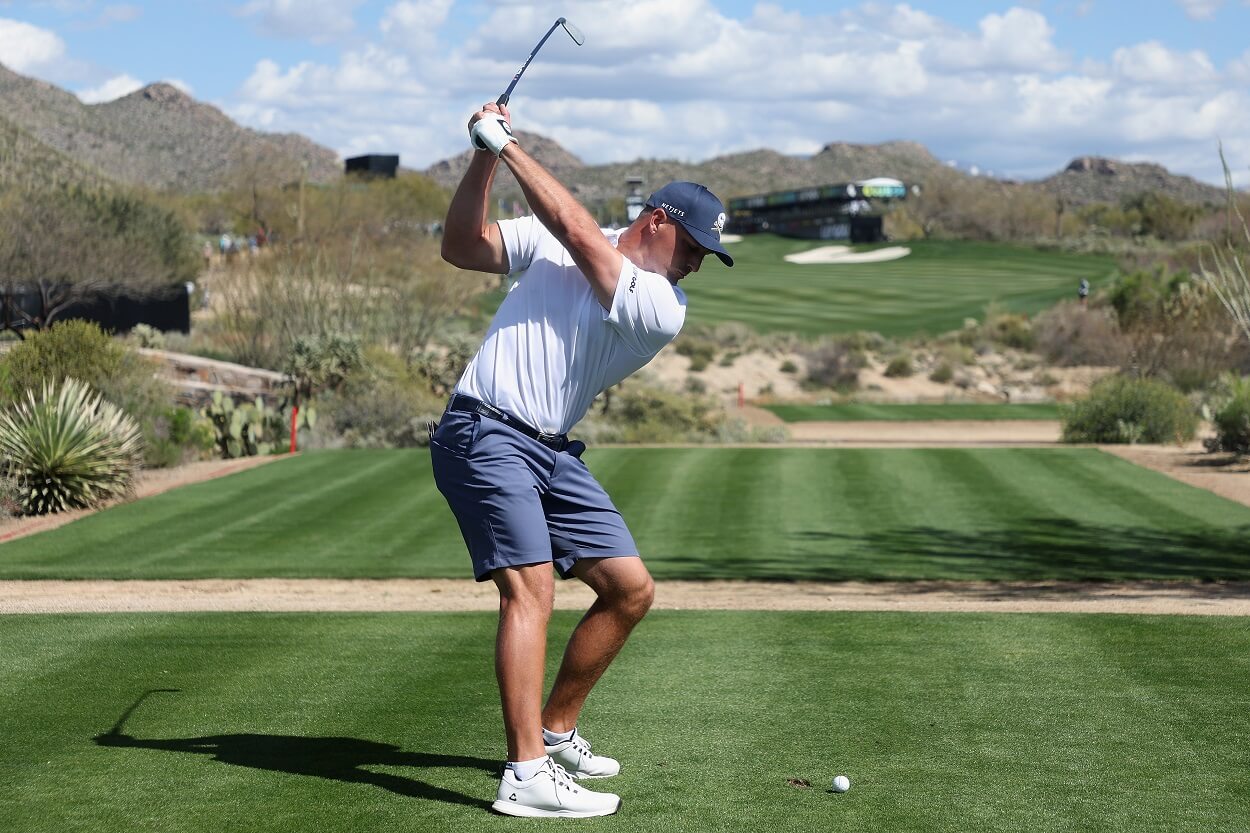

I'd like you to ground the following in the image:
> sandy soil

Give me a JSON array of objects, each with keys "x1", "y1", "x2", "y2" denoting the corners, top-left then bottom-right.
[
  {"x1": 645, "y1": 350, "x2": 809, "y2": 401},
  {"x1": 784, "y1": 419, "x2": 1062, "y2": 445},
  {"x1": 3, "y1": 578, "x2": 1248, "y2": 616},
  {"x1": 784, "y1": 245, "x2": 911, "y2": 264}
]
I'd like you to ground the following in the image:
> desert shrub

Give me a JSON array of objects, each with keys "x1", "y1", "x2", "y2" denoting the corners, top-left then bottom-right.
[
  {"x1": 0, "y1": 320, "x2": 198, "y2": 467},
  {"x1": 579, "y1": 384, "x2": 720, "y2": 444},
  {"x1": 884, "y1": 354, "x2": 914, "y2": 378},
  {"x1": 145, "y1": 406, "x2": 217, "y2": 468},
  {"x1": 1061, "y1": 375, "x2": 1196, "y2": 444},
  {"x1": 703, "y1": 321, "x2": 758, "y2": 352},
  {"x1": 984, "y1": 311, "x2": 1034, "y2": 350},
  {"x1": 284, "y1": 331, "x2": 363, "y2": 404},
  {"x1": 674, "y1": 333, "x2": 717, "y2": 372},
  {"x1": 0, "y1": 320, "x2": 125, "y2": 399},
  {"x1": 412, "y1": 333, "x2": 478, "y2": 398},
  {"x1": 613, "y1": 385, "x2": 719, "y2": 442},
  {"x1": 127, "y1": 323, "x2": 166, "y2": 349},
  {"x1": 1110, "y1": 272, "x2": 1244, "y2": 392},
  {"x1": 802, "y1": 338, "x2": 866, "y2": 390},
  {"x1": 0, "y1": 378, "x2": 144, "y2": 515},
  {"x1": 1033, "y1": 300, "x2": 1128, "y2": 366},
  {"x1": 1109, "y1": 267, "x2": 1186, "y2": 329},
  {"x1": 0, "y1": 474, "x2": 19, "y2": 518},
  {"x1": 929, "y1": 362, "x2": 954, "y2": 384},
  {"x1": 780, "y1": 360, "x2": 798, "y2": 374},
  {"x1": 317, "y1": 347, "x2": 444, "y2": 448},
  {"x1": 1207, "y1": 376, "x2": 1250, "y2": 456}
]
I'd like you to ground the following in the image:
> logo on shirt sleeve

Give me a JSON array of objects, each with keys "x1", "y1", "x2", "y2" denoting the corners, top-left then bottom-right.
[{"x1": 629, "y1": 267, "x2": 637, "y2": 293}]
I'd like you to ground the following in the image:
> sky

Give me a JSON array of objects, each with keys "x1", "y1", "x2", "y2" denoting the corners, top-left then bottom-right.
[{"x1": 0, "y1": 0, "x2": 1247, "y2": 187}]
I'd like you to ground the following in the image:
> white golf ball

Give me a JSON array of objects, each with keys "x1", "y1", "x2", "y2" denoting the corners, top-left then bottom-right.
[{"x1": 832, "y1": 775, "x2": 851, "y2": 793}]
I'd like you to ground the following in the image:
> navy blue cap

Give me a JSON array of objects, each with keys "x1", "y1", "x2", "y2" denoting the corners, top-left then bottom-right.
[{"x1": 645, "y1": 181, "x2": 734, "y2": 267}]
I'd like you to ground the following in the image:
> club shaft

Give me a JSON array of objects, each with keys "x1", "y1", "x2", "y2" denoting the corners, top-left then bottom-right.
[{"x1": 497, "y1": 19, "x2": 565, "y2": 106}]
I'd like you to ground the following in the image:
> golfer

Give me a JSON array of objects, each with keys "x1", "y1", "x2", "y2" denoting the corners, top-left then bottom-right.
[{"x1": 432, "y1": 102, "x2": 732, "y2": 818}]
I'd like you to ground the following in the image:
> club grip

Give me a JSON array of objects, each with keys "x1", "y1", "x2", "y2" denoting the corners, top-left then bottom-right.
[{"x1": 496, "y1": 93, "x2": 510, "y2": 107}]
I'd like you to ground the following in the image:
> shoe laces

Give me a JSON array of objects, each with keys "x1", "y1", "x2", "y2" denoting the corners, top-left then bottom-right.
[
  {"x1": 569, "y1": 733, "x2": 594, "y2": 759},
  {"x1": 546, "y1": 759, "x2": 581, "y2": 800}
]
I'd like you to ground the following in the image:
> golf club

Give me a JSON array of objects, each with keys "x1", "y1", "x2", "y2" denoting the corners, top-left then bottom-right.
[{"x1": 497, "y1": 17, "x2": 584, "y2": 107}]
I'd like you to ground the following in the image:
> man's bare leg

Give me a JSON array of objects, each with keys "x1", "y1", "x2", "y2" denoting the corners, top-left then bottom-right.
[
  {"x1": 542, "y1": 556, "x2": 655, "y2": 732},
  {"x1": 492, "y1": 563, "x2": 555, "y2": 762}
]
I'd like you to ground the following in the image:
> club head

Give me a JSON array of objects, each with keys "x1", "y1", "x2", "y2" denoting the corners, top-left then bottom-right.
[{"x1": 560, "y1": 19, "x2": 585, "y2": 46}]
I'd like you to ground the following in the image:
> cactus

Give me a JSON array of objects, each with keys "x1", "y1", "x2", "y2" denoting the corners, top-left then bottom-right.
[{"x1": 201, "y1": 392, "x2": 284, "y2": 458}]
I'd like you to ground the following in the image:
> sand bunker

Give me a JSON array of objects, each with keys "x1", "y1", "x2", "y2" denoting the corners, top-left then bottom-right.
[{"x1": 785, "y1": 245, "x2": 911, "y2": 265}]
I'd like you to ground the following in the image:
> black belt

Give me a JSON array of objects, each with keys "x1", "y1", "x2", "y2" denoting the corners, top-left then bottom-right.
[{"x1": 447, "y1": 394, "x2": 569, "y2": 451}]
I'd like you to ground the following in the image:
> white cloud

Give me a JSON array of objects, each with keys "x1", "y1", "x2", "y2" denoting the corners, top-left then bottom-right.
[
  {"x1": 76, "y1": 71, "x2": 141, "y2": 102},
  {"x1": 0, "y1": 17, "x2": 67, "y2": 73},
  {"x1": 238, "y1": 0, "x2": 364, "y2": 43},
  {"x1": 222, "y1": 1, "x2": 1249, "y2": 186},
  {"x1": 1113, "y1": 41, "x2": 1217, "y2": 86},
  {"x1": 380, "y1": 0, "x2": 453, "y2": 51},
  {"x1": 1176, "y1": 0, "x2": 1223, "y2": 19},
  {"x1": 925, "y1": 7, "x2": 1067, "y2": 73}
]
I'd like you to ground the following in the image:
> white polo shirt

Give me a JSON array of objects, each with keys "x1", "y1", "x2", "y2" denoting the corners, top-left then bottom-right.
[{"x1": 454, "y1": 215, "x2": 686, "y2": 435}]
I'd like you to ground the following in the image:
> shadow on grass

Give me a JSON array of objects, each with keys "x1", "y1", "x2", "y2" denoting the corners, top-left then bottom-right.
[
  {"x1": 94, "y1": 691, "x2": 497, "y2": 810},
  {"x1": 649, "y1": 519, "x2": 1250, "y2": 582}
]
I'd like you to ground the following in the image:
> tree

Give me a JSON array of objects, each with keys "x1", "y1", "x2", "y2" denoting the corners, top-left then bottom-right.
[
  {"x1": 0, "y1": 185, "x2": 199, "y2": 334},
  {"x1": 1198, "y1": 149, "x2": 1250, "y2": 345}
]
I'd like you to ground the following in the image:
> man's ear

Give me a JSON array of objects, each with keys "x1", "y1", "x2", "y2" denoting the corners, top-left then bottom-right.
[{"x1": 647, "y1": 207, "x2": 667, "y2": 234}]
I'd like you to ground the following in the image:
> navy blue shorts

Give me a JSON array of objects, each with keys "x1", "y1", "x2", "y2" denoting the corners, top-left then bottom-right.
[{"x1": 430, "y1": 409, "x2": 639, "y2": 582}]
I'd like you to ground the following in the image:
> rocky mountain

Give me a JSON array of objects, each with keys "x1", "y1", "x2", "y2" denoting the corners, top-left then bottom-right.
[
  {"x1": 0, "y1": 62, "x2": 340, "y2": 192},
  {"x1": 0, "y1": 111, "x2": 110, "y2": 190},
  {"x1": 425, "y1": 137, "x2": 953, "y2": 208},
  {"x1": 426, "y1": 135, "x2": 1229, "y2": 212},
  {"x1": 1038, "y1": 156, "x2": 1227, "y2": 207}
]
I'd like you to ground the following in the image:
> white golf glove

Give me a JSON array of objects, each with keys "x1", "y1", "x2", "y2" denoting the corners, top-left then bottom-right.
[{"x1": 471, "y1": 114, "x2": 517, "y2": 156}]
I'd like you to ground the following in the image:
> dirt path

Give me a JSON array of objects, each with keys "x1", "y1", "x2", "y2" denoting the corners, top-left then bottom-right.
[
  {"x1": 3, "y1": 578, "x2": 1248, "y2": 616},
  {"x1": 783, "y1": 419, "x2": 1062, "y2": 445}
]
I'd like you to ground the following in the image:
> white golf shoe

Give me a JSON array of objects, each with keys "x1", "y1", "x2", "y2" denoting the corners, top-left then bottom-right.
[
  {"x1": 492, "y1": 757, "x2": 621, "y2": 818},
  {"x1": 544, "y1": 729, "x2": 621, "y2": 779}
]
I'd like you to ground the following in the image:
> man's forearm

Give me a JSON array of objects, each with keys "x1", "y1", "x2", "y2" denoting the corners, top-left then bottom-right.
[
  {"x1": 442, "y1": 151, "x2": 501, "y2": 269},
  {"x1": 500, "y1": 144, "x2": 622, "y2": 307},
  {"x1": 500, "y1": 145, "x2": 598, "y2": 251}
]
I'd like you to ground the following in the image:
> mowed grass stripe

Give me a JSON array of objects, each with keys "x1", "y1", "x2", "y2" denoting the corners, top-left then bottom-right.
[
  {"x1": 2, "y1": 613, "x2": 1247, "y2": 833},
  {"x1": 1030, "y1": 449, "x2": 1242, "y2": 531},
  {"x1": 4, "y1": 448, "x2": 1250, "y2": 581}
]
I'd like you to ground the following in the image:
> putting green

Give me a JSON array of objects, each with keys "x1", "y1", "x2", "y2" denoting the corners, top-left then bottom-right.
[{"x1": 682, "y1": 237, "x2": 1115, "y2": 337}]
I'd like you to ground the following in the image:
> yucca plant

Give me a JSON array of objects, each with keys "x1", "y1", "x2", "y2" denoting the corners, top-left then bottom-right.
[{"x1": 0, "y1": 378, "x2": 144, "y2": 515}]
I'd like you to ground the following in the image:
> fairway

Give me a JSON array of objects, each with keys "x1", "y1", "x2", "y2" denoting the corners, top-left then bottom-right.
[
  {"x1": 3, "y1": 448, "x2": 1249, "y2": 581},
  {"x1": 681, "y1": 237, "x2": 1116, "y2": 337},
  {"x1": 1, "y1": 611, "x2": 1245, "y2": 833},
  {"x1": 764, "y1": 402, "x2": 1062, "y2": 421}
]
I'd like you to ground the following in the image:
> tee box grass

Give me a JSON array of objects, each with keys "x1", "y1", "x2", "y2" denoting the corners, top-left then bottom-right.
[{"x1": 1, "y1": 611, "x2": 1246, "y2": 833}]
